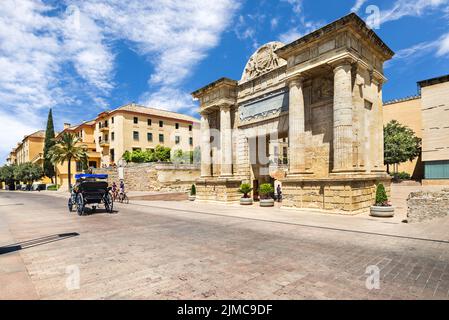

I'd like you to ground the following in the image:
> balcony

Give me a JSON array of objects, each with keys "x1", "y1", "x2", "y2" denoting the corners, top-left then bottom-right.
[
  {"x1": 99, "y1": 125, "x2": 109, "y2": 132},
  {"x1": 99, "y1": 140, "x2": 110, "y2": 147}
]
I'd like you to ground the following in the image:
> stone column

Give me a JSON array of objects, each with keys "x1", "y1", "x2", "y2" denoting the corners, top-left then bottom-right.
[
  {"x1": 200, "y1": 112, "x2": 212, "y2": 177},
  {"x1": 288, "y1": 75, "x2": 308, "y2": 175},
  {"x1": 220, "y1": 104, "x2": 233, "y2": 177},
  {"x1": 332, "y1": 60, "x2": 354, "y2": 172}
]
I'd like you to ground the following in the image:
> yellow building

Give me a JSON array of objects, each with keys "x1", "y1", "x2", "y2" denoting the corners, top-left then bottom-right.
[
  {"x1": 13, "y1": 130, "x2": 45, "y2": 166},
  {"x1": 383, "y1": 96, "x2": 423, "y2": 180},
  {"x1": 55, "y1": 121, "x2": 101, "y2": 190},
  {"x1": 94, "y1": 103, "x2": 200, "y2": 166},
  {"x1": 4, "y1": 130, "x2": 52, "y2": 184}
]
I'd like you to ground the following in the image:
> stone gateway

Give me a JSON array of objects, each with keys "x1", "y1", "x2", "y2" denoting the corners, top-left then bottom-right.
[{"x1": 191, "y1": 13, "x2": 394, "y2": 214}]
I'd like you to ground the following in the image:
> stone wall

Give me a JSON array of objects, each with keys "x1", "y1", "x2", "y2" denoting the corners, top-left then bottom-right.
[
  {"x1": 281, "y1": 176, "x2": 391, "y2": 214},
  {"x1": 407, "y1": 189, "x2": 449, "y2": 223},
  {"x1": 93, "y1": 163, "x2": 200, "y2": 193}
]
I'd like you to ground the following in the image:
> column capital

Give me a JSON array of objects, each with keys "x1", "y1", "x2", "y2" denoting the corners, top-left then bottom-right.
[
  {"x1": 329, "y1": 57, "x2": 355, "y2": 72},
  {"x1": 287, "y1": 74, "x2": 305, "y2": 87},
  {"x1": 219, "y1": 103, "x2": 233, "y2": 111}
]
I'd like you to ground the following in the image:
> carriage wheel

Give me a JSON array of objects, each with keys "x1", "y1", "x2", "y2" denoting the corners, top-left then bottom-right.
[
  {"x1": 104, "y1": 193, "x2": 114, "y2": 213},
  {"x1": 68, "y1": 198, "x2": 73, "y2": 212},
  {"x1": 123, "y1": 194, "x2": 129, "y2": 204},
  {"x1": 76, "y1": 193, "x2": 85, "y2": 216}
]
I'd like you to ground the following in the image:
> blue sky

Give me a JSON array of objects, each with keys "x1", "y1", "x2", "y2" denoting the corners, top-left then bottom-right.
[{"x1": 1, "y1": 0, "x2": 449, "y2": 164}]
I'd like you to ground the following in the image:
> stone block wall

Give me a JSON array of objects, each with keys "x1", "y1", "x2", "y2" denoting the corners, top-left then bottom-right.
[
  {"x1": 407, "y1": 189, "x2": 449, "y2": 223},
  {"x1": 282, "y1": 177, "x2": 391, "y2": 214},
  {"x1": 94, "y1": 163, "x2": 200, "y2": 193},
  {"x1": 196, "y1": 178, "x2": 242, "y2": 202}
]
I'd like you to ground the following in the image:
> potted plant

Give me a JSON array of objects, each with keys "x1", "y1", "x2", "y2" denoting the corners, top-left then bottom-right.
[
  {"x1": 259, "y1": 183, "x2": 275, "y2": 207},
  {"x1": 370, "y1": 183, "x2": 394, "y2": 217},
  {"x1": 238, "y1": 183, "x2": 253, "y2": 205},
  {"x1": 189, "y1": 184, "x2": 196, "y2": 201}
]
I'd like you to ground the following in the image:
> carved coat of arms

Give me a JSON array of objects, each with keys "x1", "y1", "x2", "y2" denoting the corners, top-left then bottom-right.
[{"x1": 241, "y1": 42, "x2": 286, "y2": 82}]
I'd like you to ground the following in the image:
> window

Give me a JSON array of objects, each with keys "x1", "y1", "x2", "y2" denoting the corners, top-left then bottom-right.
[
  {"x1": 104, "y1": 120, "x2": 108, "y2": 127},
  {"x1": 159, "y1": 120, "x2": 163, "y2": 128},
  {"x1": 175, "y1": 136, "x2": 180, "y2": 144},
  {"x1": 133, "y1": 117, "x2": 138, "y2": 124},
  {"x1": 111, "y1": 132, "x2": 115, "y2": 141},
  {"x1": 175, "y1": 123, "x2": 179, "y2": 129},
  {"x1": 189, "y1": 125, "x2": 192, "y2": 132},
  {"x1": 111, "y1": 117, "x2": 114, "y2": 124},
  {"x1": 110, "y1": 149, "x2": 115, "y2": 163},
  {"x1": 133, "y1": 131, "x2": 139, "y2": 141},
  {"x1": 147, "y1": 132, "x2": 153, "y2": 142},
  {"x1": 159, "y1": 134, "x2": 164, "y2": 143},
  {"x1": 189, "y1": 137, "x2": 193, "y2": 146},
  {"x1": 88, "y1": 161, "x2": 97, "y2": 168},
  {"x1": 147, "y1": 119, "x2": 152, "y2": 126},
  {"x1": 76, "y1": 161, "x2": 83, "y2": 172}
]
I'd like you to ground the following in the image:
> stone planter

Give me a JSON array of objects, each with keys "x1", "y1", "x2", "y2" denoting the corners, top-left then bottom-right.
[
  {"x1": 188, "y1": 195, "x2": 196, "y2": 201},
  {"x1": 370, "y1": 206, "x2": 395, "y2": 217},
  {"x1": 240, "y1": 197, "x2": 253, "y2": 205},
  {"x1": 260, "y1": 198, "x2": 275, "y2": 207}
]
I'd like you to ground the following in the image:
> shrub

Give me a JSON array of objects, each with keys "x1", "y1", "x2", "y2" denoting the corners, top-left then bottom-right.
[
  {"x1": 375, "y1": 183, "x2": 389, "y2": 206},
  {"x1": 259, "y1": 183, "x2": 274, "y2": 200},
  {"x1": 391, "y1": 171, "x2": 411, "y2": 180},
  {"x1": 190, "y1": 184, "x2": 196, "y2": 196},
  {"x1": 238, "y1": 183, "x2": 253, "y2": 198},
  {"x1": 47, "y1": 184, "x2": 59, "y2": 191}
]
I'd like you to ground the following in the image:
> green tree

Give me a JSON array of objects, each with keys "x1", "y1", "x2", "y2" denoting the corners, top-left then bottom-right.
[
  {"x1": 384, "y1": 120, "x2": 421, "y2": 175},
  {"x1": 0, "y1": 164, "x2": 17, "y2": 189},
  {"x1": 13, "y1": 162, "x2": 44, "y2": 185},
  {"x1": 375, "y1": 183, "x2": 388, "y2": 206},
  {"x1": 154, "y1": 145, "x2": 171, "y2": 162},
  {"x1": 48, "y1": 132, "x2": 88, "y2": 191},
  {"x1": 43, "y1": 109, "x2": 56, "y2": 182}
]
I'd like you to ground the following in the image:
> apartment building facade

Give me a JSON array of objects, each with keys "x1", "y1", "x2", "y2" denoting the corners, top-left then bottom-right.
[
  {"x1": 94, "y1": 103, "x2": 200, "y2": 166},
  {"x1": 8, "y1": 130, "x2": 46, "y2": 166},
  {"x1": 54, "y1": 121, "x2": 101, "y2": 189}
]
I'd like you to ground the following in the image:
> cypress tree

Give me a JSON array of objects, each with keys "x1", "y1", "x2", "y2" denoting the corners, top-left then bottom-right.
[{"x1": 43, "y1": 109, "x2": 56, "y2": 182}]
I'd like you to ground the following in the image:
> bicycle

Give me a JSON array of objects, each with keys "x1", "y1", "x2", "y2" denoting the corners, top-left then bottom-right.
[{"x1": 118, "y1": 191, "x2": 129, "y2": 204}]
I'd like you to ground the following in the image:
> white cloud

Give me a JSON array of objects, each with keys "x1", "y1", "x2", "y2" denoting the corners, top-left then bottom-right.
[
  {"x1": 75, "y1": 0, "x2": 239, "y2": 88},
  {"x1": 387, "y1": 32, "x2": 449, "y2": 68},
  {"x1": 0, "y1": 0, "x2": 237, "y2": 163},
  {"x1": 278, "y1": 19, "x2": 325, "y2": 44},
  {"x1": 351, "y1": 0, "x2": 368, "y2": 13},
  {"x1": 141, "y1": 87, "x2": 197, "y2": 115},
  {"x1": 271, "y1": 17, "x2": 279, "y2": 29},
  {"x1": 283, "y1": 0, "x2": 303, "y2": 14},
  {"x1": 379, "y1": 0, "x2": 449, "y2": 24}
]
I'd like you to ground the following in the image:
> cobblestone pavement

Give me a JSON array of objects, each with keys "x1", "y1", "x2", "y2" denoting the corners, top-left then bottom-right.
[{"x1": 1, "y1": 191, "x2": 448, "y2": 300}]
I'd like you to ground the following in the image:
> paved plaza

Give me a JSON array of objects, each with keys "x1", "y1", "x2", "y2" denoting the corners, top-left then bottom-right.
[{"x1": 1, "y1": 187, "x2": 449, "y2": 300}]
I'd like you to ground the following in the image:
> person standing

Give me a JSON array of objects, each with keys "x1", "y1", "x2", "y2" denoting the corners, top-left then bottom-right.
[{"x1": 276, "y1": 184, "x2": 282, "y2": 202}]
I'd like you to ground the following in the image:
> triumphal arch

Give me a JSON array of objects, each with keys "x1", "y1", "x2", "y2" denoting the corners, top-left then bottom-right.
[{"x1": 192, "y1": 13, "x2": 394, "y2": 213}]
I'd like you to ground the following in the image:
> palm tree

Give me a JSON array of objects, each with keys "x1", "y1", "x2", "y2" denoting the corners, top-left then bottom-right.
[{"x1": 48, "y1": 132, "x2": 88, "y2": 191}]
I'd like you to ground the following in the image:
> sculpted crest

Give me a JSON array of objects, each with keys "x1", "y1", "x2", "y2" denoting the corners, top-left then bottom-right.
[{"x1": 240, "y1": 42, "x2": 286, "y2": 83}]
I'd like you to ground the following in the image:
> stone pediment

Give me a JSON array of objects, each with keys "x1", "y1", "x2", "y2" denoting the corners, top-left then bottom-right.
[{"x1": 240, "y1": 42, "x2": 286, "y2": 83}]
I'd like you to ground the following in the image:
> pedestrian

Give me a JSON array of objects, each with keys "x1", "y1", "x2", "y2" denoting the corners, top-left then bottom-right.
[
  {"x1": 119, "y1": 180, "x2": 125, "y2": 194},
  {"x1": 276, "y1": 184, "x2": 282, "y2": 202}
]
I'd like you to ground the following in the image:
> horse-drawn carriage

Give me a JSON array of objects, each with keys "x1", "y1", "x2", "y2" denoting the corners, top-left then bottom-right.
[{"x1": 68, "y1": 174, "x2": 114, "y2": 216}]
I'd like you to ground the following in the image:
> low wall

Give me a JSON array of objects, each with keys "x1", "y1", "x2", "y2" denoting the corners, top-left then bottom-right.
[
  {"x1": 93, "y1": 163, "x2": 200, "y2": 193},
  {"x1": 407, "y1": 189, "x2": 449, "y2": 223}
]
